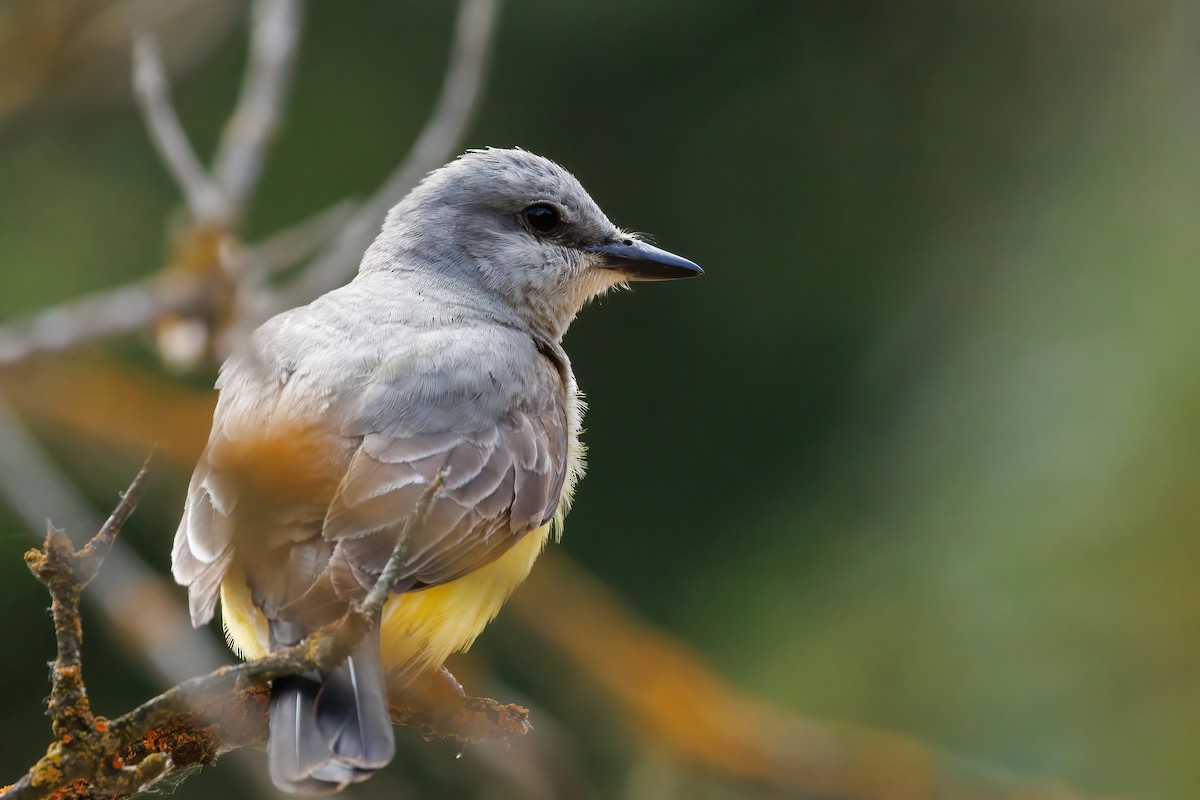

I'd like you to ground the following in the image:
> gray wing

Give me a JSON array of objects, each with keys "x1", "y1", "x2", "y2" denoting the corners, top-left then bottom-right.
[{"x1": 320, "y1": 401, "x2": 568, "y2": 602}]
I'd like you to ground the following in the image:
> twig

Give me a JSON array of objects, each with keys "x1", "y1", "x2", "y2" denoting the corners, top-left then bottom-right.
[
  {"x1": 275, "y1": 0, "x2": 501, "y2": 309},
  {"x1": 388, "y1": 667, "x2": 531, "y2": 742},
  {"x1": 11, "y1": 466, "x2": 155, "y2": 797},
  {"x1": 211, "y1": 0, "x2": 305, "y2": 219},
  {"x1": 74, "y1": 453, "x2": 154, "y2": 586},
  {"x1": 131, "y1": 36, "x2": 228, "y2": 223},
  {"x1": 38, "y1": 524, "x2": 95, "y2": 740},
  {"x1": 361, "y1": 467, "x2": 448, "y2": 613}
]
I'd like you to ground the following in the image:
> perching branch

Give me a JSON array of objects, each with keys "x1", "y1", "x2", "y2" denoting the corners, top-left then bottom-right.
[{"x1": 0, "y1": 464, "x2": 526, "y2": 800}]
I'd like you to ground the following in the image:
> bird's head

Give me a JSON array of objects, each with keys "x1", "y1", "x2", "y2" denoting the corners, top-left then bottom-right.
[{"x1": 364, "y1": 148, "x2": 702, "y2": 340}]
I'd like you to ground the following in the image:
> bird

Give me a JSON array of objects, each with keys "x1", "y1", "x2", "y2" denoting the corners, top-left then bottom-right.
[{"x1": 171, "y1": 147, "x2": 702, "y2": 793}]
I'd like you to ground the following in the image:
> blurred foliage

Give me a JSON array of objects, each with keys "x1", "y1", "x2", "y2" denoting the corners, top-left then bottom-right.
[{"x1": 2, "y1": 1, "x2": 1199, "y2": 798}]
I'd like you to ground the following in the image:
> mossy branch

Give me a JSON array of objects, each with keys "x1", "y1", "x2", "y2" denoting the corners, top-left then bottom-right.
[{"x1": 0, "y1": 463, "x2": 527, "y2": 800}]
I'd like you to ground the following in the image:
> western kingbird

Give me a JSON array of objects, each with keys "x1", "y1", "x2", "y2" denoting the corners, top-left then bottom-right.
[{"x1": 172, "y1": 148, "x2": 702, "y2": 793}]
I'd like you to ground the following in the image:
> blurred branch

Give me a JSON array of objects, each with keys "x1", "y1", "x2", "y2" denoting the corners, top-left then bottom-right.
[
  {"x1": 135, "y1": 0, "x2": 305, "y2": 227},
  {"x1": 274, "y1": 0, "x2": 500, "y2": 309},
  {"x1": 249, "y1": 198, "x2": 359, "y2": 275},
  {"x1": 513, "y1": 556, "x2": 1114, "y2": 800},
  {"x1": 211, "y1": 0, "x2": 304, "y2": 219},
  {"x1": 131, "y1": 36, "x2": 228, "y2": 223},
  {"x1": 0, "y1": 275, "x2": 218, "y2": 369},
  {"x1": 0, "y1": 0, "x2": 499, "y2": 371},
  {"x1": 0, "y1": 467, "x2": 525, "y2": 800}
]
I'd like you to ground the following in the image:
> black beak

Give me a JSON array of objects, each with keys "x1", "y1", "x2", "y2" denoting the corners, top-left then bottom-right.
[{"x1": 586, "y1": 239, "x2": 703, "y2": 281}]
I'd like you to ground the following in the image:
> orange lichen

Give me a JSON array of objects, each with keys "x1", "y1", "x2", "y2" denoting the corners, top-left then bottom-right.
[{"x1": 42, "y1": 779, "x2": 89, "y2": 800}]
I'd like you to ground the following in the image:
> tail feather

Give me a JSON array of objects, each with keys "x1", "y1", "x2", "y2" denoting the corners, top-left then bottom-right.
[
  {"x1": 316, "y1": 632, "x2": 394, "y2": 769},
  {"x1": 269, "y1": 674, "x2": 343, "y2": 793},
  {"x1": 268, "y1": 625, "x2": 395, "y2": 794}
]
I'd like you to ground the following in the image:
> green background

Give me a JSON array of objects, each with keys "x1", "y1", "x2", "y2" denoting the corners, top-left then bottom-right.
[{"x1": 1, "y1": 1, "x2": 1198, "y2": 797}]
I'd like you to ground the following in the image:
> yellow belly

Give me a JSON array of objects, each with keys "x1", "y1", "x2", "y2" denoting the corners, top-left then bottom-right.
[{"x1": 220, "y1": 524, "x2": 551, "y2": 675}]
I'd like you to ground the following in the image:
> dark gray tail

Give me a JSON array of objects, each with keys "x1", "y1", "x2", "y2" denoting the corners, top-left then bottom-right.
[{"x1": 268, "y1": 626, "x2": 395, "y2": 794}]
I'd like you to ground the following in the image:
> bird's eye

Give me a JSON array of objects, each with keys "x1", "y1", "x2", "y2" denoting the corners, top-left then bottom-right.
[{"x1": 522, "y1": 203, "x2": 561, "y2": 234}]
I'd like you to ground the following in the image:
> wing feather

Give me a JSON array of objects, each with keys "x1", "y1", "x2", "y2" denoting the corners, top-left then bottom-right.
[
  {"x1": 320, "y1": 404, "x2": 565, "y2": 601},
  {"x1": 172, "y1": 450, "x2": 239, "y2": 625}
]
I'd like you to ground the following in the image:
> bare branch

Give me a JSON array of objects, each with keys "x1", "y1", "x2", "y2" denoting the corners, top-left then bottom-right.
[
  {"x1": 131, "y1": 36, "x2": 229, "y2": 223},
  {"x1": 275, "y1": 0, "x2": 501, "y2": 310},
  {"x1": 389, "y1": 666, "x2": 532, "y2": 743},
  {"x1": 212, "y1": 0, "x2": 305, "y2": 218},
  {"x1": 22, "y1": 460, "x2": 148, "y2": 743},
  {"x1": 35, "y1": 524, "x2": 95, "y2": 739}
]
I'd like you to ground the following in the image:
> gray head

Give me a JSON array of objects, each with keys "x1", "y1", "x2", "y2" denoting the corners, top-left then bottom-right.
[{"x1": 360, "y1": 148, "x2": 702, "y2": 340}]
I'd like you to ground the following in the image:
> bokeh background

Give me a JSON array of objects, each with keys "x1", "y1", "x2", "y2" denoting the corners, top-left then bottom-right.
[{"x1": 1, "y1": 1, "x2": 1199, "y2": 798}]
